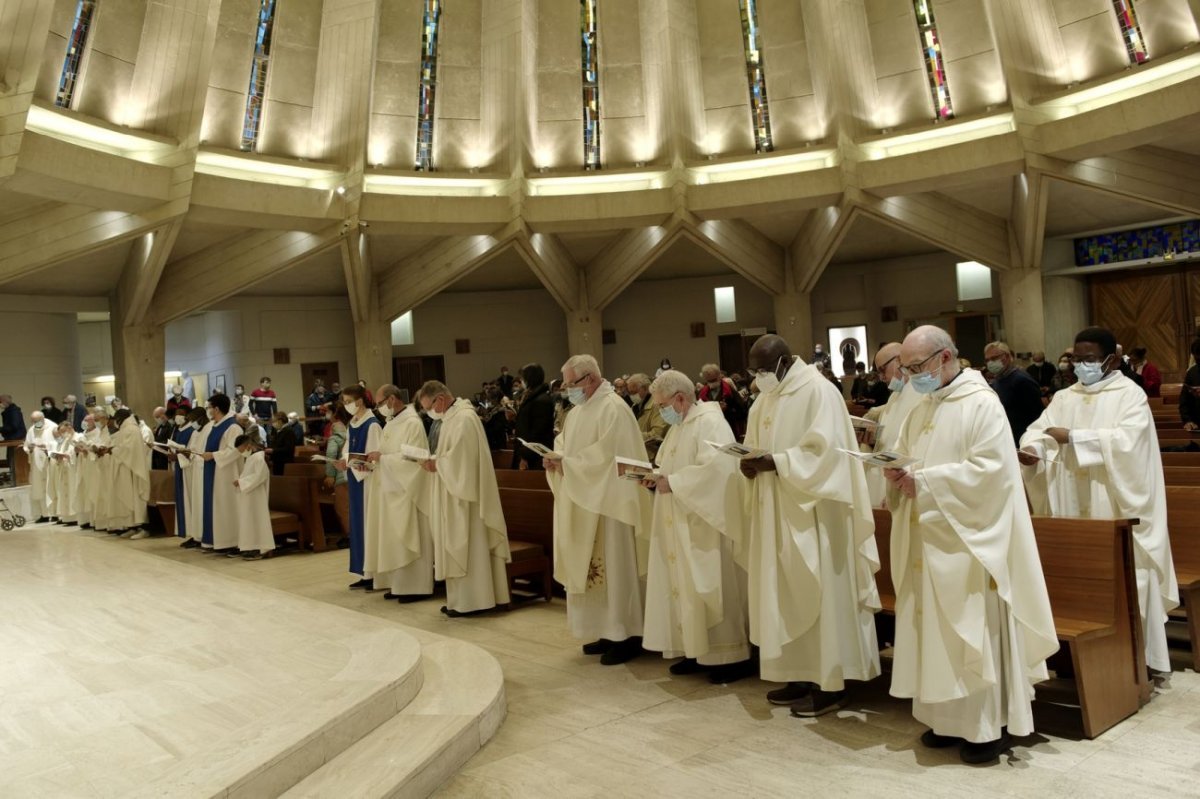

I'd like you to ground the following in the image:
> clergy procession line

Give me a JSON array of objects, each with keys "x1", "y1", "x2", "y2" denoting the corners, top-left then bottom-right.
[{"x1": 14, "y1": 324, "x2": 1178, "y2": 767}]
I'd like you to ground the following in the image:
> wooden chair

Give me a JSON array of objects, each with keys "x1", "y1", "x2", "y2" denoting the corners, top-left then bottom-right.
[
  {"x1": 1031, "y1": 516, "x2": 1144, "y2": 738},
  {"x1": 1165, "y1": 486, "x2": 1200, "y2": 672},
  {"x1": 497, "y1": 486, "x2": 554, "y2": 602}
]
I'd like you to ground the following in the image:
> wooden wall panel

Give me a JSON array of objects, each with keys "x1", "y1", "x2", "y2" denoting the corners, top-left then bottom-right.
[{"x1": 1089, "y1": 269, "x2": 1188, "y2": 381}]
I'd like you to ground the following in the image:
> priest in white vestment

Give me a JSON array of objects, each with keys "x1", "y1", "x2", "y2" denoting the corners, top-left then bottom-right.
[
  {"x1": 547, "y1": 354, "x2": 653, "y2": 666},
  {"x1": 106, "y1": 410, "x2": 151, "y2": 536},
  {"x1": 75, "y1": 415, "x2": 99, "y2": 528},
  {"x1": 1019, "y1": 326, "x2": 1178, "y2": 674},
  {"x1": 90, "y1": 409, "x2": 118, "y2": 531},
  {"x1": 736, "y1": 336, "x2": 881, "y2": 715},
  {"x1": 863, "y1": 342, "x2": 923, "y2": 507},
  {"x1": 232, "y1": 434, "x2": 276, "y2": 559},
  {"x1": 366, "y1": 385, "x2": 435, "y2": 601},
  {"x1": 884, "y1": 326, "x2": 1058, "y2": 764},
  {"x1": 24, "y1": 412, "x2": 53, "y2": 522},
  {"x1": 49, "y1": 422, "x2": 77, "y2": 524},
  {"x1": 416, "y1": 381, "x2": 511, "y2": 615},
  {"x1": 191, "y1": 395, "x2": 243, "y2": 550},
  {"x1": 642, "y1": 370, "x2": 752, "y2": 682}
]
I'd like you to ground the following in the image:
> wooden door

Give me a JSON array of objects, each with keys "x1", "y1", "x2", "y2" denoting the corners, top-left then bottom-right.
[
  {"x1": 718, "y1": 334, "x2": 750, "y2": 375},
  {"x1": 393, "y1": 356, "x2": 446, "y2": 401},
  {"x1": 1090, "y1": 270, "x2": 1188, "y2": 381}
]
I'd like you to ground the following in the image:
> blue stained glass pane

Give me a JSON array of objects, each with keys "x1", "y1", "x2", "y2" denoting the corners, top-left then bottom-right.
[
  {"x1": 581, "y1": 0, "x2": 601, "y2": 170},
  {"x1": 240, "y1": 0, "x2": 277, "y2": 151},
  {"x1": 415, "y1": 0, "x2": 442, "y2": 170}
]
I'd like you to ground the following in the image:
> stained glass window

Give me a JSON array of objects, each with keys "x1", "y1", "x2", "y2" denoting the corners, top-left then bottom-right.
[
  {"x1": 56, "y1": 0, "x2": 98, "y2": 109},
  {"x1": 913, "y1": 0, "x2": 954, "y2": 120},
  {"x1": 581, "y1": 0, "x2": 601, "y2": 170},
  {"x1": 415, "y1": 0, "x2": 442, "y2": 171},
  {"x1": 738, "y1": 0, "x2": 773, "y2": 153},
  {"x1": 240, "y1": 0, "x2": 277, "y2": 152},
  {"x1": 1112, "y1": 1, "x2": 1149, "y2": 65}
]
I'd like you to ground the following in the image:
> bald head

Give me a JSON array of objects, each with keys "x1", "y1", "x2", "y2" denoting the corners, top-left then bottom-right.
[
  {"x1": 747, "y1": 334, "x2": 792, "y2": 373},
  {"x1": 874, "y1": 342, "x2": 903, "y2": 383},
  {"x1": 900, "y1": 325, "x2": 958, "y2": 390},
  {"x1": 31, "y1": 411, "x2": 45, "y2": 424}
]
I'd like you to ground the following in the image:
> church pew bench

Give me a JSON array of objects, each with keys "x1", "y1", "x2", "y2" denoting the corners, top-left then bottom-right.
[
  {"x1": 491, "y1": 449, "x2": 514, "y2": 469},
  {"x1": 0, "y1": 442, "x2": 30, "y2": 486},
  {"x1": 1163, "y1": 466, "x2": 1200, "y2": 486},
  {"x1": 1162, "y1": 384, "x2": 1182, "y2": 405},
  {"x1": 282, "y1": 462, "x2": 337, "y2": 549},
  {"x1": 268, "y1": 475, "x2": 323, "y2": 552},
  {"x1": 1165, "y1": 486, "x2": 1200, "y2": 673},
  {"x1": 495, "y1": 468, "x2": 551, "y2": 491},
  {"x1": 497, "y1": 486, "x2": 554, "y2": 602},
  {"x1": 1162, "y1": 452, "x2": 1200, "y2": 467},
  {"x1": 871, "y1": 510, "x2": 1143, "y2": 739},
  {"x1": 147, "y1": 469, "x2": 177, "y2": 536}
]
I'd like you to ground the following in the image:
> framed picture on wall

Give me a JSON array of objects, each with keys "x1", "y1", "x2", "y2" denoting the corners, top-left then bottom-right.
[
  {"x1": 212, "y1": 373, "x2": 226, "y2": 395},
  {"x1": 827, "y1": 325, "x2": 868, "y2": 378}
]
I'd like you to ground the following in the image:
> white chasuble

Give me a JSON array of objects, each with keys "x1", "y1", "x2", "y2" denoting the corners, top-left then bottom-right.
[
  {"x1": 863, "y1": 382, "x2": 924, "y2": 507},
  {"x1": 429, "y1": 399, "x2": 511, "y2": 612},
  {"x1": 548, "y1": 382, "x2": 652, "y2": 641},
  {"x1": 234, "y1": 451, "x2": 276, "y2": 553},
  {"x1": 106, "y1": 417, "x2": 150, "y2": 530},
  {"x1": 890, "y1": 369, "x2": 1058, "y2": 742},
  {"x1": 366, "y1": 406, "x2": 434, "y2": 595},
  {"x1": 1020, "y1": 371, "x2": 1178, "y2": 672},
  {"x1": 644, "y1": 402, "x2": 749, "y2": 665},
  {"x1": 734, "y1": 358, "x2": 881, "y2": 687}
]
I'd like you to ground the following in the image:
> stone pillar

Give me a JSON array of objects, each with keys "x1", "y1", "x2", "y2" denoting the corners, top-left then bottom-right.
[
  {"x1": 566, "y1": 308, "x2": 603, "y2": 372},
  {"x1": 354, "y1": 305, "x2": 393, "y2": 393},
  {"x1": 998, "y1": 267, "x2": 1046, "y2": 357},
  {"x1": 772, "y1": 290, "x2": 814, "y2": 358},
  {"x1": 112, "y1": 322, "x2": 165, "y2": 417},
  {"x1": 1042, "y1": 275, "x2": 1089, "y2": 356}
]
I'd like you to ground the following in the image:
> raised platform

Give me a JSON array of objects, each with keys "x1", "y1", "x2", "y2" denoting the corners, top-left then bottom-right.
[{"x1": 0, "y1": 526, "x2": 505, "y2": 798}]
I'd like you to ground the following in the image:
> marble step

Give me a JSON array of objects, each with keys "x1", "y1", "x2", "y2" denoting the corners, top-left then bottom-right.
[{"x1": 281, "y1": 639, "x2": 506, "y2": 799}]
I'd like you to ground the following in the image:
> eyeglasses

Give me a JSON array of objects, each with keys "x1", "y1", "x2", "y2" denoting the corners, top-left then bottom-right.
[
  {"x1": 1075, "y1": 354, "x2": 1110, "y2": 365},
  {"x1": 562, "y1": 373, "x2": 593, "y2": 389},
  {"x1": 875, "y1": 355, "x2": 899, "y2": 372},
  {"x1": 900, "y1": 350, "x2": 943, "y2": 377}
]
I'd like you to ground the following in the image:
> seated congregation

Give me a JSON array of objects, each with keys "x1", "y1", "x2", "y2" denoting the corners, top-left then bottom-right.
[{"x1": 11, "y1": 324, "x2": 1190, "y2": 767}]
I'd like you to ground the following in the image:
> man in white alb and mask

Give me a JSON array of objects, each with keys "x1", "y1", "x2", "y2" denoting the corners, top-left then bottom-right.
[
  {"x1": 106, "y1": 409, "x2": 151, "y2": 538},
  {"x1": 49, "y1": 421, "x2": 78, "y2": 525},
  {"x1": 90, "y1": 408, "x2": 117, "y2": 531},
  {"x1": 417, "y1": 381, "x2": 511, "y2": 615},
  {"x1": 547, "y1": 354, "x2": 653, "y2": 666},
  {"x1": 1019, "y1": 326, "x2": 1178, "y2": 675},
  {"x1": 24, "y1": 411, "x2": 54, "y2": 522},
  {"x1": 884, "y1": 325, "x2": 1057, "y2": 764},
  {"x1": 74, "y1": 414, "x2": 99, "y2": 529},
  {"x1": 862, "y1": 342, "x2": 923, "y2": 507},
  {"x1": 735, "y1": 334, "x2": 881, "y2": 716},
  {"x1": 365, "y1": 385, "x2": 435, "y2": 602},
  {"x1": 641, "y1": 370, "x2": 752, "y2": 682}
]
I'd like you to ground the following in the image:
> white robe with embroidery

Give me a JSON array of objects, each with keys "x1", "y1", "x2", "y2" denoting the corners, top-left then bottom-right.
[
  {"x1": 50, "y1": 435, "x2": 77, "y2": 522},
  {"x1": 234, "y1": 451, "x2": 276, "y2": 553},
  {"x1": 1020, "y1": 371, "x2": 1179, "y2": 672},
  {"x1": 367, "y1": 406, "x2": 434, "y2": 595},
  {"x1": 75, "y1": 430, "x2": 100, "y2": 526},
  {"x1": 864, "y1": 382, "x2": 924, "y2": 507},
  {"x1": 105, "y1": 417, "x2": 150, "y2": 530},
  {"x1": 890, "y1": 369, "x2": 1058, "y2": 742},
  {"x1": 732, "y1": 358, "x2": 881, "y2": 687},
  {"x1": 428, "y1": 399, "x2": 511, "y2": 612},
  {"x1": 644, "y1": 402, "x2": 749, "y2": 666},
  {"x1": 24, "y1": 423, "x2": 53, "y2": 517},
  {"x1": 547, "y1": 382, "x2": 652, "y2": 642}
]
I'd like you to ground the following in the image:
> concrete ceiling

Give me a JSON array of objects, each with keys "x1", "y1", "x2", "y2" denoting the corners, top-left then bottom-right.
[
  {"x1": 3, "y1": 239, "x2": 134, "y2": 296},
  {"x1": 445, "y1": 246, "x2": 546, "y2": 292},
  {"x1": 170, "y1": 220, "x2": 249, "y2": 263},
  {"x1": 831, "y1": 215, "x2": 941, "y2": 265},
  {"x1": 939, "y1": 178, "x2": 1014, "y2": 219},
  {"x1": 558, "y1": 231, "x2": 623, "y2": 265},
  {"x1": 638, "y1": 236, "x2": 737, "y2": 281},
  {"x1": 370, "y1": 235, "x2": 443, "y2": 274},
  {"x1": 743, "y1": 210, "x2": 813, "y2": 248},
  {"x1": 1043, "y1": 180, "x2": 1184, "y2": 238},
  {"x1": 239, "y1": 246, "x2": 347, "y2": 296}
]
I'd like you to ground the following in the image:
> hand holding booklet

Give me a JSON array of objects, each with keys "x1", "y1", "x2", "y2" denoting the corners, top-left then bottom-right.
[
  {"x1": 399, "y1": 444, "x2": 434, "y2": 463},
  {"x1": 615, "y1": 455, "x2": 658, "y2": 481},
  {"x1": 837, "y1": 448, "x2": 920, "y2": 470},
  {"x1": 518, "y1": 438, "x2": 563, "y2": 459},
  {"x1": 704, "y1": 440, "x2": 770, "y2": 459}
]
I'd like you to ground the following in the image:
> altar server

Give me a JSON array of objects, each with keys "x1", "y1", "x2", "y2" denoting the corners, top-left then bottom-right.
[
  {"x1": 339, "y1": 385, "x2": 381, "y2": 589},
  {"x1": 863, "y1": 342, "x2": 923, "y2": 506},
  {"x1": 232, "y1": 434, "x2": 276, "y2": 559},
  {"x1": 189, "y1": 394, "x2": 242, "y2": 550}
]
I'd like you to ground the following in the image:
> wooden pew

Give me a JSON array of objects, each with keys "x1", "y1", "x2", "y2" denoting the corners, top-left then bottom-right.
[
  {"x1": 1166, "y1": 486, "x2": 1200, "y2": 672},
  {"x1": 0, "y1": 442, "x2": 30, "y2": 486},
  {"x1": 497, "y1": 486, "x2": 554, "y2": 602},
  {"x1": 1163, "y1": 384, "x2": 1182, "y2": 405},
  {"x1": 1163, "y1": 466, "x2": 1200, "y2": 486},
  {"x1": 1162, "y1": 452, "x2": 1200, "y2": 467},
  {"x1": 495, "y1": 469, "x2": 550, "y2": 491},
  {"x1": 871, "y1": 509, "x2": 1143, "y2": 739},
  {"x1": 268, "y1": 475, "x2": 323, "y2": 552},
  {"x1": 147, "y1": 469, "x2": 177, "y2": 535},
  {"x1": 283, "y1": 462, "x2": 334, "y2": 549},
  {"x1": 492, "y1": 449, "x2": 514, "y2": 469}
]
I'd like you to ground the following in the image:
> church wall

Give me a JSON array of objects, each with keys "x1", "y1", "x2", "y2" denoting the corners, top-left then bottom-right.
[
  {"x1": 0, "y1": 312, "x2": 82, "y2": 419},
  {"x1": 392, "y1": 288, "x2": 569, "y2": 397},
  {"x1": 1050, "y1": 0, "x2": 1133, "y2": 84},
  {"x1": 602, "y1": 273, "x2": 775, "y2": 380}
]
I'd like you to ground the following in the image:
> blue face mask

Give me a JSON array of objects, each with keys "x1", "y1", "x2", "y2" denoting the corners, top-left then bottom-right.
[
  {"x1": 660, "y1": 404, "x2": 683, "y2": 426},
  {"x1": 888, "y1": 376, "x2": 905, "y2": 393},
  {"x1": 567, "y1": 387, "x2": 586, "y2": 406},
  {"x1": 910, "y1": 369, "x2": 942, "y2": 395},
  {"x1": 1074, "y1": 360, "x2": 1107, "y2": 386}
]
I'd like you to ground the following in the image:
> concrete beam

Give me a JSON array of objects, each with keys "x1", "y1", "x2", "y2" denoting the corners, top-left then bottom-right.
[
  {"x1": 117, "y1": 218, "x2": 185, "y2": 327},
  {"x1": 858, "y1": 191, "x2": 1013, "y2": 272},
  {"x1": 339, "y1": 224, "x2": 372, "y2": 324},
  {"x1": 517, "y1": 230, "x2": 584, "y2": 314},
  {"x1": 150, "y1": 225, "x2": 345, "y2": 325},
  {"x1": 685, "y1": 216, "x2": 786, "y2": 295},
  {"x1": 0, "y1": 0, "x2": 55, "y2": 182},
  {"x1": 587, "y1": 219, "x2": 685, "y2": 311},
  {"x1": 789, "y1": 197, "x2": 858, "y2": 294},
  {"x1": 1031, "y1": 147, "x2": 1200, "y2": 219},
  {"x1": 1010, "y1": 171, "x2": 1049, "y2": 271}
]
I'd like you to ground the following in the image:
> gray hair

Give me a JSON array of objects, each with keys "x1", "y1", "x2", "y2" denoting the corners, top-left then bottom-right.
[
  {"x1": 377, "y1": 384, "x2": 402, "y2": 403},
  {"x1": 417, "y1": 380, "x2": 453, "y2": 402},
  {"x1": 984, "y1": 341, "x2": 1012, "y2": 357},
  {"x1": 626, "y1": 372, "x2": 651, "y2": 391},
  {"x1": 562, "y1": 354, "x2": 600, "y2": 380},
  {"x1": 699, "y1": 363, "x2": 721, "y2": 379},
  {"x1": 650, "y1": 370, "x2": 695, "y2": 401}
]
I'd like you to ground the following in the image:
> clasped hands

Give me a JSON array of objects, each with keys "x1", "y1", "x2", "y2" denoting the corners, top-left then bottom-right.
[
  {"x1": 739, "y1": 455, "x2": 776, "y2": 479},
  {"x1": 884, "y1": 468, "x2": 916, "y2": 499}
]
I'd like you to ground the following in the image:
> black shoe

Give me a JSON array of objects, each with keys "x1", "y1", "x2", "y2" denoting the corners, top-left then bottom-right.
[
  {"x1": 440, "y1": 605, "x2": 489, "y2": 618},
  {"x1": 600, "y1": 637, "x2": 643, "y2": 666},
  {"x1": 960, "y1": 730, "x2": 1011, "y2": 765},
  {"x1": 180, "y1": 539, "x2": 200, "y2": 549},
  {"x1": 361, "y1": 579, "x2": 376, "y2": 592},
  {"x1": 80, "y1": 524, "x2": 92, "y2": 529},
  {"x1": 224, "y1": 549, "x2": 243, "y2": 558},
  {"x1": 35, "y1": 516, "x2": 49, "y2": 524},
  {"x1": 920, "y1": 729, "x2": 963, "y2": 749},
  {"x1": 213, "y1": 547, "x2": 237, "y2": 555},
  {"x1": 383, "y1": 592, "x2": 400, "y2": 600},
  {"x1": 789, "y1": 689, "x2": 848, "y2": 718},
  {"x1": 242, "y1": 550, "x2": 268, "y2": 560},
  {"x1": 582, "y1": 639, "x2": 615, "y2": 656},
  {"x1": 396, "y1": 594, "x2": 427, "y2": 603},
  {"x1": 669, "y1": 658, "x2": 708, "y2": 675},
  {"x1": 709, "y1": 659, "x2": 757, "y2": 684},
  {"x1": 64, "y1": 522, "x2": 77, "y2": 527},
  {"x1": 349, "y1": 579, "x2": 371, "y2": 589},
  {"x1": 766, "y1": 682, "x2": 814, "y2": 705}
]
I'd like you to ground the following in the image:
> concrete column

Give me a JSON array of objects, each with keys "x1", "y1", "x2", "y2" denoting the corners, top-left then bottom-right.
[
  {"x1": 111, "y1": 323, "x2": 165, "y2": 418},
  {"x1": 566, "y1": 308, "x2": 604, "y2": 372},
  {"x1": 1042, "y1": 275, "x2": 1089, "y2": 356},
  {"x1": 998, "y1": 267, "x2": 1046, "y2": 356},
  {"x1": 354, "y1": 306, "x2": 393, "y2": 393},
  {"x1": 772, "y1": 290, "x2": 814, "y2": 358}
]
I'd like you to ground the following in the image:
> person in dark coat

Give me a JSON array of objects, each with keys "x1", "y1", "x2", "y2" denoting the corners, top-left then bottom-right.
[
  {"x1": 267, "y1": 411, "x2": 297, "y2": 475},
  {"x1": 985, "y1": 341, "x2": 1044, "y2": 446},
  {"x1": 511, "y1": 363, "x2": 556, "y2": 469}
]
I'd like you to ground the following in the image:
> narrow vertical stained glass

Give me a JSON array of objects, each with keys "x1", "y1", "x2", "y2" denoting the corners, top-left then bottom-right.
[
  {"x1": 1112, "y1": 1, "x2": 1149, "y2": 64},
  {"x1": 56, "y1": 0, "x2": 98, "y2": 109},
  {"x1": 581, "y1": 0, "x2": 601, "y2": 170},
  {"x1": 913, "y1": 0, "x2": 954, "y2": 120},
  {"x1": 738, "y1": 0, "x2": 773, "y2": 153},
  {"x1": 415, "y1": 0, "x2": 442, "y2": 171},
  {"x1": 241, "y1": 0, "x2": 277, "y2": 151}
]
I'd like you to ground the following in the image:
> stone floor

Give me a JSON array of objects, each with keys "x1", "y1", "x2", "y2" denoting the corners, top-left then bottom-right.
[{"x1": 19, "y1": 526, "x2": 1200, "y2": 798}]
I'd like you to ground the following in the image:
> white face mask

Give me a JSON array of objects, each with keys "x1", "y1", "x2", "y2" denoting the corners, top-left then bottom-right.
[
  {"x1": 241, "y1": 449, "x2": 252, "y2": 459},
  {"x1": 379, "y1": 403, "x2": 395, "y2": 419},
  {"x1": 426, "y1": 407, "x2": 443, "y2": 421},
  {"x1": 344, "y1": 401, "x2": 359, "y2": 415},
  {"x1": 206, "y1": 407, "x2": 215, "y2": 420},
  {"x1": 753, "y1": 356, "x2": 785, "y2": 394}
]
